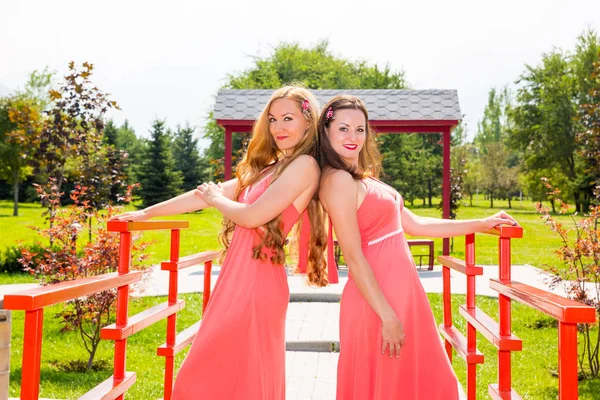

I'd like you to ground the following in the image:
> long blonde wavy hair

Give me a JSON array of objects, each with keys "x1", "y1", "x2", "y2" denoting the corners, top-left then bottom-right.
[{"x1": 219, "y1": 86, "x2": 330, "y2": 287}]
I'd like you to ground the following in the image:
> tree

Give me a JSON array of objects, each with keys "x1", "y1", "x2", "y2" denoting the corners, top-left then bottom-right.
[
  {"x1": 380, "y1": 135, "x2": 419, "y2": 205},
  {"x1": 480, "y1": 142, "x2": 508, "y2": 208},
  {"x1": 577, "y1": 51, "x2": 600, "y2": 204},
  {"x1": 0, "y1": 97, "x2": 42, "y2": 215},
  {"x1": 380, "y1": 134, "x2": 442, "y2": 207},
  {"x1": 173, "y1": 123, "x2": 207, "y2": 191},
  {"x1": 536, "y1": 181, "x2": 600, "y2": 379},
  {"x1": 35, "y1": 62, "x2": 119, "y2": 217},
  {"x1": 510, "y1": 31, "x2": 600, "y2": 211},
  {"x1": 101, "y1": 120, "x2": 130, "y2": 204},
  {"x1": 439, "y1": 145, "x2": 467, "y2": 251},
  {"x1": 0, "y1": 69, "x2": 53, "y2": 216},
  {"x1": 203, "y1": 40, "x2": 408, "y2": 181},
  {"x1": 114, "y1": 120, "x2": 145, "y2": 185},
  {"x1": 19, "y1": 183, "x2": 150, "y2": 370},
  {"x1": 451, "y1": 118, "x2": 468, "y2": 147},
  {"x1": 21, "y1": 67, "x2": 54, "y2": 110},
  {"x1": 477, "y1": 87, "x2": 520, "y2": 207},
  {"x1": 463, "y1": 152, "x2": 482, "y2": 207},
  {"x1": 138, "y1": 119, "x2": 183, "y2": 207},
  {"x1": 103, "y1": 119, "x2": 119, "y2": 147},
  {"x1": 227, "y1": 40, "x2": 406, "y2": 91},
  {"x1": 476, "y1": 88, "x2": 511, "y2": 148}
]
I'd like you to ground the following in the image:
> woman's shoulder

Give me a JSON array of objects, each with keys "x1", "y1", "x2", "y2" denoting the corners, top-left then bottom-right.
[
  {"x1": 292, "y1": 154, "x2": 318, "y2": 168},
  {"x1": 280, "y1": 154, "x2": 319, "y2": 181},
  {"x1": 320, "y1": 167, "x2": 357, "y2": 192}
]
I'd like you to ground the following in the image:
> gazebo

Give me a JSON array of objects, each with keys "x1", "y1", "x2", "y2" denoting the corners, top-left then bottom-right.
[{"x1": 214, "y1": 89, "x2": 461, "y2": 255}]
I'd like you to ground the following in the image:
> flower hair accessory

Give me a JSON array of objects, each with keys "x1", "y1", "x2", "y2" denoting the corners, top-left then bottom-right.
[
  {"x1": 301, "y1": 99, "x2": 310, "y2": 113},
  {"x1": 324, "y1": 107, "x2": 335, "y2": 123}
]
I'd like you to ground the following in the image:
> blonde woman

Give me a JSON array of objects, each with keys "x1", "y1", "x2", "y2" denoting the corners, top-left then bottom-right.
[{"x1": 111, "y1": 86, "x2": 335, "y2": 399}]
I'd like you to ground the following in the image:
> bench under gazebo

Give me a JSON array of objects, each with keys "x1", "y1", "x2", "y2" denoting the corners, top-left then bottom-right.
[{"x1": 214, "y1": 89, "x2": 461, "y2": 255}]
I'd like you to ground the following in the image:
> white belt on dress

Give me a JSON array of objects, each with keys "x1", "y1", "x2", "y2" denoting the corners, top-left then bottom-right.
[{"x1": 367, "y1": 228, "x2": 404, "y2": 246}]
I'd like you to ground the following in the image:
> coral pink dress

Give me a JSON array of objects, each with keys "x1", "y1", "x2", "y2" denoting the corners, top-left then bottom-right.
[
  {"x1": 337, "y1": 177, "x2": 459, "y2": 400},
  {"x1": 172, "y1": 171, "x2": 337, "y2": 400}
]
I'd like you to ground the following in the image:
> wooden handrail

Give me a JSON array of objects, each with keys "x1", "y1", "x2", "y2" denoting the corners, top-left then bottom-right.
[
  {"x1": 4, "y1": 271, "x2": 143, "y2": 311},
  {"x1": 490, "y1": 279, "x2": 596, "y2": 324}
]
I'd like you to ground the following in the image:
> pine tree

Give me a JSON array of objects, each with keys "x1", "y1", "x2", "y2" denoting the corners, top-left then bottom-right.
[
  {"x1": 101, "y1": 120, "x2": 128, "y2": 203},
  {"x1": 139, "y1": 119, "x2": 183, "y2": 207},
  {"x1": 103, "y1": 120, "x2": 119, "y2": 147},
  {"x1": 173, "y1": 123, "x2": 206, "y2": 191},
  {"x1": 116, "y1": 120, "x2": 145, "y2": 184}
]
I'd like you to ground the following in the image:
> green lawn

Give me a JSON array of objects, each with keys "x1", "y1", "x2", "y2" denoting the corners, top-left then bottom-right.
[
  {"x1": 2, "y1": 198, "x2": 598, "y2": 399},
  {"x1": 406, "y1": 195, "x2": 573, "y2": 270},
  {"x1": 6, "y1": 293, "x2": 599, "y2": 399},
  {"x1": 0, "y1": 196, "x2": 575, "y2": 277},
  {"x1": 430, "y1": 294, "x2": 600, "y2": 399},
  {"x1": 9, "y1": 293, "x2": 203, "y2": 399},
  {"x1": 0, "y1": 201, "x2": 224, "y2": 284}
]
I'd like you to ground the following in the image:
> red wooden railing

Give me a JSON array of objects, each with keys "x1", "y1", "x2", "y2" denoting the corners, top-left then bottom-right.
[
  {"x1": 4, "y1": 220, "x2": 220, "y2": 400},
  {"x1": 439, "y1": 226, "x2": 596, "y2": 399},
  {"x1": 5, "y1": 222, "x2": 598, "y2": 399}
]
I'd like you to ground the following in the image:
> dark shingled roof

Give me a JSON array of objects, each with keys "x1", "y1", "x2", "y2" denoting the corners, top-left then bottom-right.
[{"x1": 214, "y1": 89, "x2": 461, "y2": 121}]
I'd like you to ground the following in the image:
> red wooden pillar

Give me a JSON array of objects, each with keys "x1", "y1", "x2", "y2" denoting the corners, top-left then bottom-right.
[
  {"x1": 558, "y1": 322, "x2": 579, "y2": 399},
  {"x1": 442, "y1": 262, "x2": 452, "y2": 360},
  {"x1": 115, "y1": 231, "x2": 132, "y2": 400},
  {"x1": 20, "y1": 309, "x2": 44, "y2": 399},
  {"x1": 498, "y1": 237, "x2": 512, "y2": 394},
  {"x1": 442, "y1": 126, "x2": 451, "y2": 255},
  {"x1": 465, "y1": 233, "x2": 477, "y2": 399},
  {"x1": 163, "y1": 229, "x2": 181, "y2": 400},
  {"x1": 224, "y1": 127, "x2": 233, "y2": 181},
  {"x1": 203, "y1": 260, "x2": 213, "y2": 313}
]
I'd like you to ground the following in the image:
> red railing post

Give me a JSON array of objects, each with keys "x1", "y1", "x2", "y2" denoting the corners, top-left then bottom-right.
[
  {"x1": 163, "y1": 229, "x2": 181, "y2": 400},
  {"x1": 203, "y1": 260, "x2": 213, "y2": 313},
  {"x1": 498, "y1": 236, "x2": 512, "y2": 395},
  {"x1": 436, "y1": 226, "x2": 596, "y2": 399},
  {"x1": 558, "y1": 322, "x2": 579, "y2": 399},
  {"x1": 442, "y1": 262, "x2": 452, "y2": 360},
  {"x1": 20, "y1": 309, "x2": 44, "y2": 400},
  {"x1": 224, "y1": 128, "x2": 233, "y2": 180},
  {"x1": 442, "y1": 126, "x2": 451, "y2": 256},
  {"x1": 114, "y1": 231, "x2": 132, "y2": 400},
  {"x1": 7, "y1": 220, "x2": 215, "y2": 399},
  {"x1": 465, "y1": 234, "x2": 477, "y2": 399}
]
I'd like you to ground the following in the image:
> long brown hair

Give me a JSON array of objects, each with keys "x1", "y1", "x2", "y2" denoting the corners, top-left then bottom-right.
[
  {"x1": 219, "y1": 85, "x2": 330, "y2": 287},
  {"x1": 317, "y1": 95, "x2": 381, "y2": 178}
]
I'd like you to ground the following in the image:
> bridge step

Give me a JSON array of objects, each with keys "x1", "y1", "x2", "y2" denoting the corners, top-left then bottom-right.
[{"x1": 286, "y1": 303, "x2": 339, "y2": 352}]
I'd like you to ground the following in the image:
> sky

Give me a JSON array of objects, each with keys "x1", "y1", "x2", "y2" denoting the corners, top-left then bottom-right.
[{"x1": 2, "y1": 0, "x2": 599, "y2": 148}]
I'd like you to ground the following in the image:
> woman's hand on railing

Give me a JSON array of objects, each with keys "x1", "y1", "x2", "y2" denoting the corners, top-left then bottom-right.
[
  {"x1": 109, "y1": 210, "x2": 150, "y2": 222},
  {"x1": 480, "y1": 210, "x2": 518, "y2": 231},
  {"x1": 381, "y1": 315, "x2": 406, "y2": 359}
]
